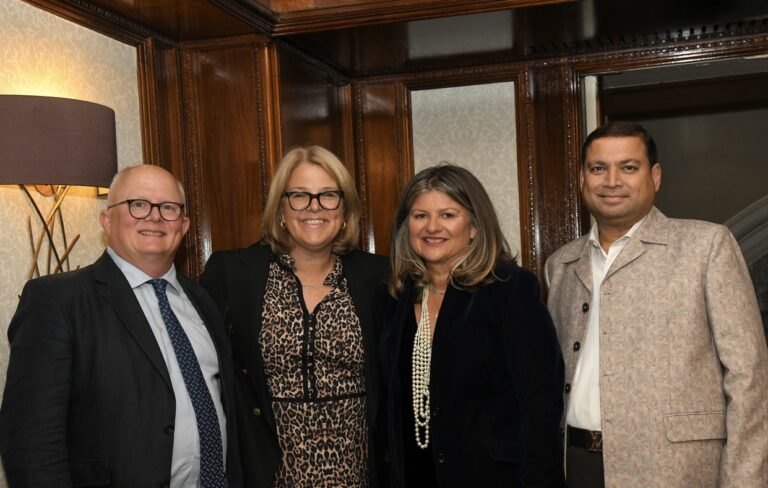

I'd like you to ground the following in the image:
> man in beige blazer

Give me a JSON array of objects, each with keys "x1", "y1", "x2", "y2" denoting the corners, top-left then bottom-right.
[{"x1": 546, "y1": 121, "x2": 768, "y2": 488}]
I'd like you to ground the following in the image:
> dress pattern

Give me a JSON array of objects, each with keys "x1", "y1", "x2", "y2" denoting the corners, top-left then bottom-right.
[{"x1": 260, "y1": 253, "x2": 369, "y2": 487}]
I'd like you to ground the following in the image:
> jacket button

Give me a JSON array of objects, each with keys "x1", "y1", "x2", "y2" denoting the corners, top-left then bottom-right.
[
  {"x1": 431, "y1": 406, "x2": 440, "y2": 417},
  {"x1": 164, "y1": 425, "x2": 174, "y2": 435},
  {"x1": 437, "y1": 453, "x2": 446, "y2": 464},
  {"x1": 573, "y1": 341, "x2": 581, "y2": 351},
  {"x1": 582, "y1": 303, "x2": 589, "y2": 312},
  {"x1": 252, "y1": 407, "x2": 262, "y2": 417},
  {"x1": 241, "y1": 368, "x2": 249, "y2": 376},
  {"x1": 564, "y1": 383, "x2": 571, "y2": 393}
]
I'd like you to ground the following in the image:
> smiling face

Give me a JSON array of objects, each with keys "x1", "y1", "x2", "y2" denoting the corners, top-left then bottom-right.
[
  {"x1": 282, "y1": 162, "x2": 345, "y2": 257},
  {"x1": 581, "y1": 135, "x2": 661, "y2": 235},
  {"x1": 100, "y1": 165, "x2": 189, "y2": 277},
  {"x1": 407, "y1": 190, "x2": 477, "y2": 276}
]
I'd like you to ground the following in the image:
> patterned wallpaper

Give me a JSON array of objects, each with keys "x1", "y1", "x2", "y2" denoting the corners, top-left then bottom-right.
[
  {"x1": 0, "y1": 1, "x2": 140, "y2": 483},
  {"x1": 411, "y1": 82, "x2": 522, "y2": 256}
]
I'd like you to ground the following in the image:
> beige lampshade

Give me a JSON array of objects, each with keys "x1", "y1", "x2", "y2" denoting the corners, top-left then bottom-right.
[{"x1": 0, "y1": 95, "x2": 117, "y2": 187}]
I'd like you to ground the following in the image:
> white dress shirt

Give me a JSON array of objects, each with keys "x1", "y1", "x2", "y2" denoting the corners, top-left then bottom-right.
[
  {"x1": 107, "y1": 248, "x2": 227, "y2": 488},
  {"x1": 565, "y1": 218, "x2": 645, "y2": 431}
]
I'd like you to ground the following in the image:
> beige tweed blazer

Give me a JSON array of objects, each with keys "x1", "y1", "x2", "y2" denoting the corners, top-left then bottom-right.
[{"x1": 545, "y1": 207, "x2": 768, "y2": 488}]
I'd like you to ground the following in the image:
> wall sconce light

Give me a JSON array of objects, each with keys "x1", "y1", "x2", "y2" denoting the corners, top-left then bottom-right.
[{"x1": 0, "y1": 95, "x2": 117, "y2": 279}]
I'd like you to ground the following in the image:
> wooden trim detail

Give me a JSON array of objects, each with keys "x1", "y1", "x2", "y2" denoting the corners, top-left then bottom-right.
[
  {"x1": 270, "y1": 0, "x2": 572, "y2": 36},
  {"x1": 23, "y1": 0, "x2": 174, "y2": 46}
]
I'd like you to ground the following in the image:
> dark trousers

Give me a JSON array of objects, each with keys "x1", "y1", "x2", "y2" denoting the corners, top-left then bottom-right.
[{"x1": 566, "y1": 445, "x2": 604, "y2": 488}]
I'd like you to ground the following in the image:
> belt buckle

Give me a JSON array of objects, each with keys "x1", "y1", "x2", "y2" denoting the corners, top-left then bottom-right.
[{"x1": 587, "y1": 430, "x2": 602, "y2": 452}]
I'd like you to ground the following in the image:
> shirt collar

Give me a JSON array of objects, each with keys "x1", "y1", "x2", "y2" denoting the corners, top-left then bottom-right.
[
  {"x1": 106, "y1": 247, "x2": 181, "y2": 294},
  {"x1": 588, "y1": 215, "x2": 647, "y2": 249}
]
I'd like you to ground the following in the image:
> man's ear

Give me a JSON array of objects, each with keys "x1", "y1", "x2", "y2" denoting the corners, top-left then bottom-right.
[
  {"x1": 99, "y1": 209, "x2": 111, "y2": 235},
  {"x1": 652, "y1": 163, "x2": 662, "y2": 192}
]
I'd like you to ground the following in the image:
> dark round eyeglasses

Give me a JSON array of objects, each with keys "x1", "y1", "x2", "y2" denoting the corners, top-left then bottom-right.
[
  {"x1": 282, "y1": 190, "x2": 344, "y2": 211},
  {"x1": 107, "y1": 199, "x2": 185, "y2": 221}
]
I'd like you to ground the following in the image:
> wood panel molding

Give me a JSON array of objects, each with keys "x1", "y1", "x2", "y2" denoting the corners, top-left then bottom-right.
[
  {"x1": 23, "y1": 0, "x2": 175, "y2": 45},
  {"x1": 256, "y1": 41, "x2": 283, "y2": 188},
  {"x1": 179, "y1": 48, "x2": 208, "y2": 277},
  {"x1": 570, "y1": 32, "x2": 768, "y2": 75},
  {"x1": 137, "y1": 38, "x2": 164, "y2": 168},
  {"x1": 514, "y1": 70, "x2": 537, "y2": 270},
  {"x1": 269, "y1": 0, "x2": 573, "y2": 35},
  {"x1": 351, "y1": 83, "x2": 374, "y2": 252}
]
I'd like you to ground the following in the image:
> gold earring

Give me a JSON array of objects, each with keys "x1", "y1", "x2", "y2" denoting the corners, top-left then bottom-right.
[{"x1": 280, "y1": 220, "x2": 286, "y2": 230}]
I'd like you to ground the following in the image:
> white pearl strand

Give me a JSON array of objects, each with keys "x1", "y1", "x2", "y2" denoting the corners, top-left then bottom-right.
[{"x1": 412, "y1": 286, "x2": 433, "y2": 449}]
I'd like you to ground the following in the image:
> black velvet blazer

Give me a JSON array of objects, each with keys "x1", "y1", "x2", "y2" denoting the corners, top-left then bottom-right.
[
  {"x1": 376, "y1": 264, "x2": 565, "y2": 488},
  {"x1": 200, "y1": 242, "x2": 389, "y2": 488}
]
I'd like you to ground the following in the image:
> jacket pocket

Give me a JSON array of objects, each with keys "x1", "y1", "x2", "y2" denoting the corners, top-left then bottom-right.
[
  {"x1": 484, "y1": 441, "x2": 522, "y2": 463},
  {"x1": 663, "y1": 411, "x2": 726, "y2": 442},
  {"x1": 70, "y1": 459, "x2": 110, "y2": 486}
]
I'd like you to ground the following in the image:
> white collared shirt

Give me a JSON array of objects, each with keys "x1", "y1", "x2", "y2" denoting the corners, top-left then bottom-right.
[
  {"x1": 565, "y1": 218, "x2": 645, "y2": 431},
  {"x1": 107, "y1": 248, "x2": 227, "y2": 488}
]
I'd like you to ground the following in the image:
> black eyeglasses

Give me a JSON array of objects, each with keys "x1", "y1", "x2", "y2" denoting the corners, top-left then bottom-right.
[
  {"x1": 282, "y1": 190, "x2": 344, "y2": 211},
  {"x1": 107, "y1": 199, "x2": 185, "y2": 221}
]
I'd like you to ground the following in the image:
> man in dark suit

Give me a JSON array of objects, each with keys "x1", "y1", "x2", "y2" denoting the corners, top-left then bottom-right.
[{"x1": 0, "y1": 165, "x2": 241, "y2": 487}]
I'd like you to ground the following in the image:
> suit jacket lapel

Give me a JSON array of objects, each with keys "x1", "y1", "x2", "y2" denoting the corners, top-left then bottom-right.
[
  {"x1": 572, "y1": 248, "x2": 593, "y2": 295},
  {"x1": 93, "y1": 252, "x2": 173, "y2": 390},
  {"x1": 604, "y1": 207, "x2": 669, "y2": 281},
  {"x1": 558, "y1": 235, "x2": 593, "y2": 295}
]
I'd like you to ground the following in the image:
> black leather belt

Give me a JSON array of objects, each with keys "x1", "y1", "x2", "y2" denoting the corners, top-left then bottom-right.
[{"x1": 567, "y1": 425, "x2": 603, "y2": 452}]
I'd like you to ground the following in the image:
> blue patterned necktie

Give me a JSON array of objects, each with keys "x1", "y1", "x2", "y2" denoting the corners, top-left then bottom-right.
[{"x1": 149, "y1": 279, "x2": 228, "y2": 488}]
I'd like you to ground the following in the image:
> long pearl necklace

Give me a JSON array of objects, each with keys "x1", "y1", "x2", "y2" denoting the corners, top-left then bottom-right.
[{"x1": 412, "y1": 286, "x2": 433, "y2": 449}]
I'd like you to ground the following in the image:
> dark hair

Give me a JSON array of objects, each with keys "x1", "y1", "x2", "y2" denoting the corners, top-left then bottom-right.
[
  {"x1": 388, "y1": 163, "x2": 515, "y2": 298},
  {"x1": 581, "y1": 121, "x2": 658, "y2": 166}
]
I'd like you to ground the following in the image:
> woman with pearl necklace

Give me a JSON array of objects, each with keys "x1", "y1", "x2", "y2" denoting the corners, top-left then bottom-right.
[{"x1": 375, "y1": 164, "x2": 564, "y2": 487}]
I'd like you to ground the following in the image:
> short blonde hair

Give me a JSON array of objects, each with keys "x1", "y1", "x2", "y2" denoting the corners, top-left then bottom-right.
[
  {"x1": 388, "y1": 163, "x2": 515, "y2": 297},
  {"x1": 262, "y1": 146, "x2": 361, "y2": 255}
]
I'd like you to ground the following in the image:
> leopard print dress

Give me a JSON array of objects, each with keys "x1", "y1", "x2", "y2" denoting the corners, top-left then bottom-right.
[{"x1": 260, "y1": 253, "x2": 369, "y2": 487}]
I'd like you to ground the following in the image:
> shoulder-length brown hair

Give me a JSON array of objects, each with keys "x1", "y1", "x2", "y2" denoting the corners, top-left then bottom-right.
[
  {"x1": 262, "y1": 145, "x2": 361, "y2": 255},
  {"x1": 388, "y1": 163, "x2": 515, "y2": 298}
]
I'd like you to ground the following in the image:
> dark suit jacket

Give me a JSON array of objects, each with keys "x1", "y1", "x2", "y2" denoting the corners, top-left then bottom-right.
[
  {"x1": 200, "y1": 242, "x2": 389, "y2": 488},
  {"x1": 0, "y1": 252, "x2": 242, "y2": 488},
  {"x1": 376, "y1": 265, "x2": 564, "y2": 488}
]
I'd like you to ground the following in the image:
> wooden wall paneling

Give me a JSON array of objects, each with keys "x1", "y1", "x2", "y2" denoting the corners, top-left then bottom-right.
[
  {"x1": 352, "y1": 81, "x2": 409, "y2": 254},
  {"x1": 275, "y1": 43, "x2": 352, "y2": 163},
  {"x1": 137, "y1": 37, "x2": 199, "y2": 274},
  {"x1": 257, "y1": 41, "x2": 284, "y2": 185},
  {"x1": 177, "y1": 35, "x2": 274, "y2": 277},
  {"x1": 517, "y1": 65, "x2": 583, "y2": 279}
]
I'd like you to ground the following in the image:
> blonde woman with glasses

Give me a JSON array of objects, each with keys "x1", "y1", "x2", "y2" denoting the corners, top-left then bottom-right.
[{"x1": 201, "y1": 146, "x2": 389, "y2": 488}]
